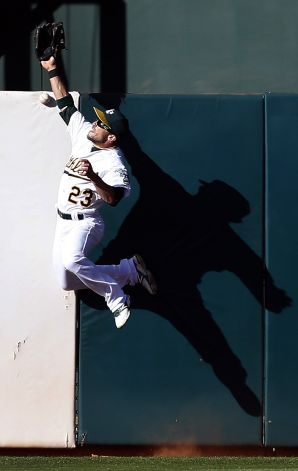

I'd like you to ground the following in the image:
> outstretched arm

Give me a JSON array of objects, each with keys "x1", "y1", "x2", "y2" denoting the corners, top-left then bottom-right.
[
  {"x1": 40, "y1": 57, "x2": 124, "y2": 207},
  {"x1": 40, "y1": 55, "x2": 78, "y2": 126},
  {"x1": 40, "y1": 56, "x2": 68, "y2": 101}
]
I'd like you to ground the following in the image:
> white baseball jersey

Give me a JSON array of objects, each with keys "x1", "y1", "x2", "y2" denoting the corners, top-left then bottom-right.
[{"x1": 57, "y1": 110, "x2": 130, "y2": 215}]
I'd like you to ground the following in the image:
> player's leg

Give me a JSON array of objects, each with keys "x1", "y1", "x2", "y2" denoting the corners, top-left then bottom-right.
[
  {"x1": 54, "y1": 216, "x2": 157, "y2": 328},
  {"x1": 52, "y1": 217, "x2": 86, "y2": 290},
  {"x1": 60, "y1": 217, "x2": 133, "y2": 313}
]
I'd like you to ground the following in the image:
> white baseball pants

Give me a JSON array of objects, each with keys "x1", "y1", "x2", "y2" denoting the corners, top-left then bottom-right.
[{"x1": 52, "y1": 214, "x2": 138, "y2": 313}]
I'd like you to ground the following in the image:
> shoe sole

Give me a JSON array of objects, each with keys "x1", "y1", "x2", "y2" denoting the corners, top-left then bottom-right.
[{"x1": 134, "y1": 254, "x2": 158, "y2": 295}]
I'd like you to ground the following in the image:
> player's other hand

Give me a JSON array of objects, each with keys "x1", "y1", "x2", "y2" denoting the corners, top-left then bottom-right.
[
  {"x1": 77, "y1": 159, "x2": 95, "y2": 179},
  {"x1": 40, "y1": 56, "x2": 57, "y2": 71}
]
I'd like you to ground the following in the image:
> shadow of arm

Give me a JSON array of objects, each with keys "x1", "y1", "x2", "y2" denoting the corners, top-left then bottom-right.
[{"x1": 224, "y1": 228, "x2": 292, "y2": 313}]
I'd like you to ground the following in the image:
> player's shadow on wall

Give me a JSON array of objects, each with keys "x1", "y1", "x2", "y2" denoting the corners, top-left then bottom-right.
[{"x1": 80, "y1": 100, "x2": 291, "y2": 418}]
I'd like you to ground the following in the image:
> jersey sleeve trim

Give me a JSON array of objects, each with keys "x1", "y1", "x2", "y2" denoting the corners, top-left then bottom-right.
[
  {"x1": 59, "y1": 105, "x2": 77, "y2": 125},
  {"x1": 56, "y1": 94, "x2": 74, "y2": 110}
]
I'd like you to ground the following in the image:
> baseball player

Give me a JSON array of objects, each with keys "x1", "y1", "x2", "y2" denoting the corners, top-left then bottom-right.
[{"x1": 40, "y1": 56, "x2": 157, "y2": 329}]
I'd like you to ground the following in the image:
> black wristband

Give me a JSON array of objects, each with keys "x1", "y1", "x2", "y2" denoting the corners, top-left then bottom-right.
[{"x1": 48, "y1": 68, "x2": 59, "y2": 79}]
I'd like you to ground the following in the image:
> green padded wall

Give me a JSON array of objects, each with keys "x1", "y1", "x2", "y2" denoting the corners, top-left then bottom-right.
[
  {"x1": 77, "y1": 94, "x2": 266, "y2": 445},
  {"x1": 264, "y1": 94, "x2": 297, "y2": 445}
]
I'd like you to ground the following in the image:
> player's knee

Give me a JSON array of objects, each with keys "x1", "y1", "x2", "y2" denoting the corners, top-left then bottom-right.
[
  {"x1": 55, "y1": 269, "x2": 82, "y2": 291},
  {"x1": 60, "y1": 281, "x2": 73, "y2": 291},
  {"x1": 54, "y1": 271, "x2": 73, "y2": 291}
]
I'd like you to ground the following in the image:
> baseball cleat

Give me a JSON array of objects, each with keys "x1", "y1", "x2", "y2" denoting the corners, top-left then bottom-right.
[
  {"x1": 113, "y1": 296, "x2": 131, "y2": 329},
  {"x1": 132, "y1": 254, "x2": 158, "y2": 295}
]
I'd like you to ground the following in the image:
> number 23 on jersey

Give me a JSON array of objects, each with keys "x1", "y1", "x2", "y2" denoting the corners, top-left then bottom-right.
[{"x1": 68, "y1": 186, "x2": 94, "y2": 207}]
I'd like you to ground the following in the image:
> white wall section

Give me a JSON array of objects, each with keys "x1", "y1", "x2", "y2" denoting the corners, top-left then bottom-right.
[{"x1": 0, "y1": 91, "x2": 78, "y2": 447}]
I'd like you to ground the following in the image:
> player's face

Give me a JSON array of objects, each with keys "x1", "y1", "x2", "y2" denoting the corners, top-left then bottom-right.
[{"x1": 87, "y1": 121, "x2": 110, "y2": 145}]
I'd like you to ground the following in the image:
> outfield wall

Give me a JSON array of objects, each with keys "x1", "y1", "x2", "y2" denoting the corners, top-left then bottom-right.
[
  {"x1": 1, "y1": 92, "x2": 298, "y2": 447},
  {"x1": 0, "y1": 92, "x2": 78, "y2": 447},
  {"x1": 78, "y1": 93, "x2": 296, "y2": 447}
]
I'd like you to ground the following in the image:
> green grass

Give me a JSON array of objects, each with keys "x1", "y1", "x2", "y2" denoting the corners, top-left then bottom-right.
[{"x1": 1, "y1": 456, "x2": 298, "y2": 471}]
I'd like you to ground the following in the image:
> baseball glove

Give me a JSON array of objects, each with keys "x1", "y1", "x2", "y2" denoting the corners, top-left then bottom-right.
[{"x1": 34, "y1": 22, "x2": 65, "y2": 61}]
